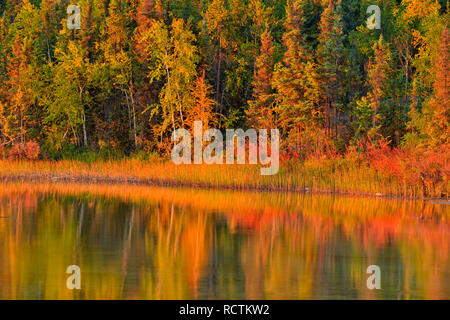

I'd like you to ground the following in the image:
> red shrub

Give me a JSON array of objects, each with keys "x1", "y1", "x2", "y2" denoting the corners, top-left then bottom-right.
[
  {"x1": 8, "y1": 144, "x2": 23, "y2": 160},
  {"x1": 24, "y1": 141, "x2": 40, "y2": 160},
  {"x1": 8, "y1": 141, "x2": 40, "y2": 160},
  {"x1": 357, "y1": 137, "x2": 449, "y2": 196}
]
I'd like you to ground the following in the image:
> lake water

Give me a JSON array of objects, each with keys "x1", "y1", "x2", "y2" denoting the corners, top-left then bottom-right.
[{"x1": 0, "y1": 182, "x2": 448, "y2": 300}]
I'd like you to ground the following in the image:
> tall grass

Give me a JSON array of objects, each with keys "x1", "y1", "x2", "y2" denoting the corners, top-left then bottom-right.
[{"x1": 0, "y1": 154, "x2": 447, "y2": 199}]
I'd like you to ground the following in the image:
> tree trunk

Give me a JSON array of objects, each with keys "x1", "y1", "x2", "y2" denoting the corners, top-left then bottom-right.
[
  {"x1": 79, "y1": 87, "x2": 87, "y2": 147},
  {"x1": 82, "y1": 109, "x2": 87, "y2": 147},
  {"x1": 216, "y1": 36, "x2": 223, "y2": 113}
]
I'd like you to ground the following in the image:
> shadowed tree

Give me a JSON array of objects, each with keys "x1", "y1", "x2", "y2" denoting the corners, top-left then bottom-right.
[
  {"x1": 272, "y1": 0, "x2": 322, "y2": 153},
  {"x1": 247, "y1": 29, "x2": 275, "y2": 130},
  {"x1": 367, "y1": 35, "x2": 391, "y2": 128},
  {"x1": 205, "y1": 0, "x2": 228, "y2": 110},
  {"x1": 317, "y1": 0, "x2": 344, "y2": 138}
]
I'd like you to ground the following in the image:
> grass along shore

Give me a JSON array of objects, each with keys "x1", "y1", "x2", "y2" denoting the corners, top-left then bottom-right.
[{"x1": 0, "y1": 158, "x2": 447, "y2": 200}]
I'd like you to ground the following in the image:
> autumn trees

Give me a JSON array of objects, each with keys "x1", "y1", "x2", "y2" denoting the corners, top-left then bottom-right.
[
  {"x1": 403, "y1": 0, "x2": 449, "y2": 149},
  {"x1": 144, "y1": 17, "x2": 198, "y2": 152},
  {"x1": 0, "y1": 0, "x2": 39, "y2": 146},
  {"x1": 0, "y1": 0, "x2": 448, "y2": 159}
]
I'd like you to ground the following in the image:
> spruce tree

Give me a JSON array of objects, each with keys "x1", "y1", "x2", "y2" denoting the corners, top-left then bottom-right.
[
  {"x1": 426, "y1": 24, "x2": 449, "y2": 146},
  {"x1": 247, "y1": 29, "x2": 275, "y2": 130},
  {"x1": 317, "y1": 0, "x2": 344, "y2": 138},
  {"x1": 367, "y1": 35, "x2": 391, "y2": 128},
  {"x1": 272, "y1": 0, "x2": 321, "y2": 152}
]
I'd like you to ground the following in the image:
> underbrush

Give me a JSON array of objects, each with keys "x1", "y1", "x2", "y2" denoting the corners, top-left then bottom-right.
[{"x1": 0, "y1": 140, "x2": 447, "y2": 198}]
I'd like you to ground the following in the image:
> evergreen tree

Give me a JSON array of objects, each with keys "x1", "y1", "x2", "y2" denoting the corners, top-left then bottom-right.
[
  {"x1": 0, "y1": 35, "x2": 33, "y2": 144},
  {"x1": 0, "y1": 0, "x2": 41, "y2": 144},
  {"x1": 317, "y1": 0, "x2": 344, "y2": 138},
  {"x1": 185, "y1": 69, "x2": 217, "y2": 131},
  {"x1": 272, "y1": 0, "x2": 322, "y2": 152},
  {"x1": 95, "y1": 0, "x2": 138, "y2": 148},
  {"x1": 247, "y1": 29, "x2": 275, "y2": 130},
  {"x1": 367, "y1": 35, "x2": 391, "y2": 128},
  {"x1": 425, "y1": 24, "x2": 449, "y2": 146},
  {"x1": 205, "y1": 0, "x2": 229, "y2": 110}
]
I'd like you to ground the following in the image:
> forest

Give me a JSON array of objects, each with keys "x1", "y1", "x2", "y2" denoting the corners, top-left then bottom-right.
[{"x1": 0, "y1": 0, "x2": 448, "y2": 197}]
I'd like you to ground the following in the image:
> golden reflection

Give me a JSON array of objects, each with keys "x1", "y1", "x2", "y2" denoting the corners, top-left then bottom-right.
[{"x1": 0, "y1": 181, "x2": 448, "y2": 299}]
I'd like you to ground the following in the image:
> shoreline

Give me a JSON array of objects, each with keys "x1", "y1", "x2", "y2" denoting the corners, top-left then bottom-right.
[{"x1": 1, "y1": 173, "x2": 447, "y2": 202}]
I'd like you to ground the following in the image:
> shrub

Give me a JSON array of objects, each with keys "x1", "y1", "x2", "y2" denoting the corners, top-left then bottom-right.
[
  {"x1": 24, "y1": 141, "x2": 40, "y2": 160},
  {"x1": 8, "y1": 141, "x2": 40, "y2": 160},
  {"x1": 360, "y1": 137, "x2": 449, "y2": 197},
  {"x1": 8, "y1": 144, "x2": 23, "y2": 160}
]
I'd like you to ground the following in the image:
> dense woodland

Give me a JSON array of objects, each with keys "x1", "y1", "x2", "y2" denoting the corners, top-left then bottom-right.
[{"x1": 0, "y1": 0, "x2": 448, "y2": 160}]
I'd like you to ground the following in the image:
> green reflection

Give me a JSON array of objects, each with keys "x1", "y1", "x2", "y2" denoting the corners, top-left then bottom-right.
[{"x1": 0, "y1": 183, "x2": 448, "y2": 300}]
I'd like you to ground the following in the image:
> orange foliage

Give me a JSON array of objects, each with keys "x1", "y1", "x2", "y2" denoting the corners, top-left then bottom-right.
[
  {"x1": 7, "y1": 141, "x2": 40, "y2": 160},
  {"x1": 361, "y1": 138, "x2": 449, "y2": 196},
  {"x1": 185, "y1": 69, "x2": 217, "y2": 132}
]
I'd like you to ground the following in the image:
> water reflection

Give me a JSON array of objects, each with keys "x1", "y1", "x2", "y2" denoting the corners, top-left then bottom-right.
[{"x1": 0, "y1": 182, "x2": 448, "y2": 299}]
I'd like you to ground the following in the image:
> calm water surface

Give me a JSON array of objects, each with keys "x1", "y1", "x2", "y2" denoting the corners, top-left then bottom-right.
[{"x1": 0, "y1": 182, "x2": 448, "y2": 299}]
